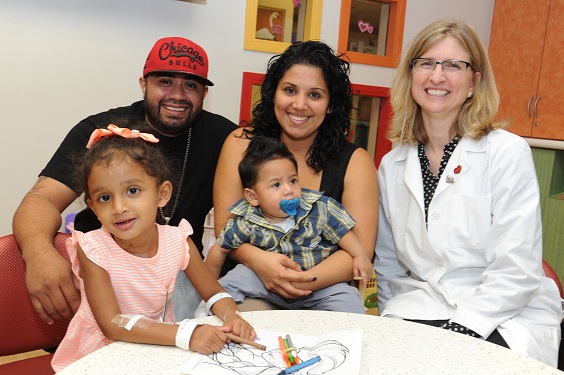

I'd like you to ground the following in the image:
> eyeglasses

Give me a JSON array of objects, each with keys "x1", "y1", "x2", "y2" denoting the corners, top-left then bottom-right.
[{"x1": 411, "y1": 58, "x2": 471, "y2": 76}]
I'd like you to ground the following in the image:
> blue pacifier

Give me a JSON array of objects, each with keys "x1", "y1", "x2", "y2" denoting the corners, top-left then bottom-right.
[{"x1": 280, "y1": 197, "x2": 300, "y2": 216}]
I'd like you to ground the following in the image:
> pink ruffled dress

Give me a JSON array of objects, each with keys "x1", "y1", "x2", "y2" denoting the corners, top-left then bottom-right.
[{"x1": 52, "y1": 219, "x2": 192, "y2": 372}]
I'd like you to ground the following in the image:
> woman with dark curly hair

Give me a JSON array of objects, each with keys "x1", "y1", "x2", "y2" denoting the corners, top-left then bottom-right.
[{"x1": 212, "y1": 41, "x2": 378, "y2": 311}]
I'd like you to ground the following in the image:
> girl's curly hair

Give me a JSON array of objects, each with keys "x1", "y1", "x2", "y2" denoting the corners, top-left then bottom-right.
[{"x1": 74, "y1": 121, "x2": 173, "y2": 204}]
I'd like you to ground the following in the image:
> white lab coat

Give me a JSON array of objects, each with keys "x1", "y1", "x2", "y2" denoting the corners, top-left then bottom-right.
[{"x1": 375, "y1": 129, "x2": 562, "y2": 366}]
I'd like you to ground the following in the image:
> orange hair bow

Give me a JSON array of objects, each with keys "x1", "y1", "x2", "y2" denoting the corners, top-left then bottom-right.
[{"x1": 86, "y1": 124, "x2": 159, "y2": 149}]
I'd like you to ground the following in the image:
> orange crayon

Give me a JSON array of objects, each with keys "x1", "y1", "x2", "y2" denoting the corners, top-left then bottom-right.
[{"x1": 278, "y1": 336, "x2": 292, "y2": 367}]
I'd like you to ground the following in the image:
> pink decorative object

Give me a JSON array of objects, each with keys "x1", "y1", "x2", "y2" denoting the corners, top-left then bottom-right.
[
  {"x1": 293, "y1": 0, "x2": 301, "y2": 7},
  {"x1": 358, "y1": 20, "x2": 374, "y2": 34},
  {"x1": 86, "y1": 124, "x2": 159, "y2": 149},
  {"x1": 271, "y1": 24, "x2": 284, "y2": 35}
]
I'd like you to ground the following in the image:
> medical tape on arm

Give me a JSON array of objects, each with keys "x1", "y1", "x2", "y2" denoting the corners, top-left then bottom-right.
[
  {"x1": 112, "y1": 314, "x2": 156, "y2": 331},
  {"x1": 175, "y1": 319, "x2": 203, "y2": 350},
  {"x1": 204, "y1": 292, "x2": 234, "y2": 316}
]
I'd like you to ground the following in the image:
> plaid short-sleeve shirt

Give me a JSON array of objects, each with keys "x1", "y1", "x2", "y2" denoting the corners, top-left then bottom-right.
[{"x1": 217, "y1": 189, "x2": 356, "y2": 270}]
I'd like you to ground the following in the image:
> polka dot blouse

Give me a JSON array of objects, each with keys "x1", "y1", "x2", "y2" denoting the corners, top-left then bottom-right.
[{"x1": 417, "y1": 136, "x2": 461, "y2": 224}]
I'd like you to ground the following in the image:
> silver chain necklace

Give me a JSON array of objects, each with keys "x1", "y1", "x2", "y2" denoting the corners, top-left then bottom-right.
[{"x1": 159, "y1": 127, "x2": 192, "y2": 225}]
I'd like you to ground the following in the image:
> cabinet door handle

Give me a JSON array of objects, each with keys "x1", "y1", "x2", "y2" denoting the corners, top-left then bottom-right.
[
  {"x1": 527, "y1": 96, "x2": 535, "y2": 118},
  {"x1": 533, "y1": 96, "x2": 541, "y2": 119}
]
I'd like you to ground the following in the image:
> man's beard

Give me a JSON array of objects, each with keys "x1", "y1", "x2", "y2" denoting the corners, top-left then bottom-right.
[{"x1": 143, "y1": 97, "x2": 201, "y2": 137}]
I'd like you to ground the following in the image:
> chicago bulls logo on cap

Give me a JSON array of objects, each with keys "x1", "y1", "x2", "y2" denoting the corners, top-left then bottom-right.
[{"x1": 143, "y1": 37, "x2": 213, "y2": 86}]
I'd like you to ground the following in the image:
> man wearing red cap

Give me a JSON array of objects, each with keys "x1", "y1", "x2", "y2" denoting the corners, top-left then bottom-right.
[{"x1": 13, "y1": 37, "x2": 237, "y2": 322}]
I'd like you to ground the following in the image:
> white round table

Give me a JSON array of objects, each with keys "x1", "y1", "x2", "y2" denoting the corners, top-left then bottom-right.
[{"x1": 58, "y1": 310, "x2": 561, "y2": 374}]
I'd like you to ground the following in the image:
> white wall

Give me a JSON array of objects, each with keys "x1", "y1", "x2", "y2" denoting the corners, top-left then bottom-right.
[{"x1": 0, "y1": 0, "x2": 493, "y2": 236}]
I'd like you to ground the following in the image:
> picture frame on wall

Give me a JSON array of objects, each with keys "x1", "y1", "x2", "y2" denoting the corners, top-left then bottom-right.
[
  {"x1": 244, "y1": 0, "x2": 323, "y2": 54},
  {"x1": 350, "y1": 83, "x2": 392, "y2": 167},
  {"x1": 338, "y1": 0, "x2": 406, "y2": 67},
  {"x1": 255, "y1": 6, "x2": 286, "y2": 42},
  {"x1": 239, "y1": 72, "x2": 264, "y2": 125}
]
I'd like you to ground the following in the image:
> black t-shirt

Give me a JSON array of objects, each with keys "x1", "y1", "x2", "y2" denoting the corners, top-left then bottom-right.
[
  {"x1": 41, "y1": 100, "x2": 237, "y2": 254},
  {"x1": 319, "y1": 140, "x2": 360, "y2": 202}
]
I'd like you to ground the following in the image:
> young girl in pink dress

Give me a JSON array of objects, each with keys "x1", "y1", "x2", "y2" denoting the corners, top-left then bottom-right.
[{"x1": 52, "y1": 124, "x2": 255, "y2": 372}]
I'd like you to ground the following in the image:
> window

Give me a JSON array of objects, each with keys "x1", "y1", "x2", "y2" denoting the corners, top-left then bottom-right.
[
  {"x1": 338, "y1": 0, "x2": 406, "y2": 67},
  {"x1": 351, "y1": 84, "x2": 392, "y2": 166},
  {"x1": 239, "y1": 72, "x2": 264, "y2": 125}
]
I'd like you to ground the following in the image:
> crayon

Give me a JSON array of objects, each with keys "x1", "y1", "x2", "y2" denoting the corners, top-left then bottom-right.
[
  {"x1": 225, "y1": 333, "x2": 266, "y2": 351},
  {"x1": 285, "y1": 334, "x2": 298, "y2": 363},
  {"x1": 283, "y1": 338, "x2": 295, "y2": 365},
  {"x1": 276, "y1": 355, "x2": 321, "y2": 375},
  {"x1": 278, "y1": 336, "x2": 291, "y2": 367}
]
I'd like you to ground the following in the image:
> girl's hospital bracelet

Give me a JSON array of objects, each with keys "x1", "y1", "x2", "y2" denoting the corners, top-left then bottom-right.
[
  {"x1": 175, "y1": 319, "x2": 203, "y2": 350},
  {"x1": 205, "y1": 292, "x2": 235, "y2": 316}
]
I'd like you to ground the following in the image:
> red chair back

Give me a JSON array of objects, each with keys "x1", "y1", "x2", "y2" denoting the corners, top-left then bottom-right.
[
  {"x1": 542, "y1": 259, "x2": 563, "y2": 299},
  {"x1": 0, "y1": 233, "x2": 71, "y2": 373}
]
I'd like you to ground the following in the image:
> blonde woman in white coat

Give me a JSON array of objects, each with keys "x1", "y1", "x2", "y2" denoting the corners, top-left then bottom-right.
[{"x1": 375, "y1": 19, "x2": 562, "y2": 367}]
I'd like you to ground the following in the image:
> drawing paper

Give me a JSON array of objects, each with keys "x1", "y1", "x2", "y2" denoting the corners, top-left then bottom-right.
[{"x1": 180, "y1": 328, "x2": 362, "y2": 375}]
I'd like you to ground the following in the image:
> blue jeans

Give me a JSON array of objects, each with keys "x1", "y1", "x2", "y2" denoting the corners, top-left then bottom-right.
[
  {"x1": 171, "y1": 270, "x2": 202, "y2": 320},
  {"x1": 219, "y1": 264, "x2": 365, "y2": 314}
]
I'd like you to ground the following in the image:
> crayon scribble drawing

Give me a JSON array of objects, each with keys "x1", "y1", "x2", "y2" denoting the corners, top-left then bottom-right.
[{"x1": 181, "y1": 329, "x2": 362, "y2": 375}]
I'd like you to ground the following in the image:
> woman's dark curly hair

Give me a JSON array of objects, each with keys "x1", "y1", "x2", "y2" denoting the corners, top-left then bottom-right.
[{"x1": 243, "y1": 40, "x2": 353, "y2": 173}]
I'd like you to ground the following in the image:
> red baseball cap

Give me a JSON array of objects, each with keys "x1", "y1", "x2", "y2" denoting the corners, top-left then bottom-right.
[{"x1": 143, "y1": 37, "x2": 214, "y2": 86}]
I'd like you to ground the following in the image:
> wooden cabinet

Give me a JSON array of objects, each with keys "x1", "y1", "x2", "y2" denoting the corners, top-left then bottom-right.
[{"x1": 488, "y1": 0, "x2": 564, "y2": 140}]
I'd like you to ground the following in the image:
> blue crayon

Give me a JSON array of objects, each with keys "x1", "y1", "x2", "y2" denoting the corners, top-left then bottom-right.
[{"x1": 276, "y1": 355, "x2": 321, "y2": 375}]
